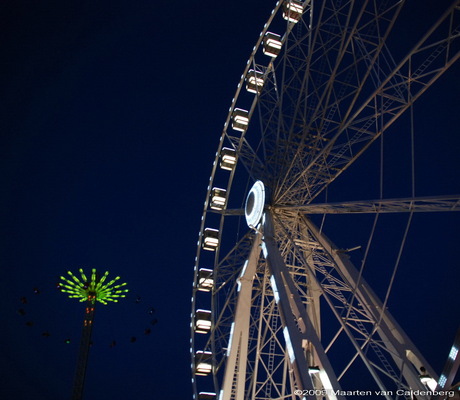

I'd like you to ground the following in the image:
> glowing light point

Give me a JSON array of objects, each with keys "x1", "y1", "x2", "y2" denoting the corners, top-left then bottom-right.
[{"x1": 449, "y1": 346, "x2": 458, "y2": 361}]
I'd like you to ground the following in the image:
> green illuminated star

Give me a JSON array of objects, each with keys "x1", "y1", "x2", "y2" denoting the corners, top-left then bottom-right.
[{"x1": 59, "y1": 268, "x2": 128, "y2": 305}]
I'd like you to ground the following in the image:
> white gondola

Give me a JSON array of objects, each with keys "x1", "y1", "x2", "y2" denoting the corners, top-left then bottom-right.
[
  {"x1": 197, "y1": 268, "x2": 214, "y2": 292},
  {"x1": 202, "y1": 228, "x2": 219, "y2": 251},
  {"x1": 246, "y1": 69, "x2": 265, "y2": 94},
  {"x1": 210, "y1": 187, "x2": 227, "y2": 210},
  {"x1": 231, "y1": 108, "x2": 249, "y2": 132},
  {"x1": 282, "y1": 0, "x2": 304, "y2": 23},
  {"x1": 194, "y1": 309, "x2": 212, "y2": 334},
  {"x1": 219, "y1": 147, "x2": 237, "y2": 171},
  {"x1": 263, "y1": 32, "x2": 282, "y2": 58},
  {"x1": 195, "y1": 351, "x2": 212, "y2": 376}
]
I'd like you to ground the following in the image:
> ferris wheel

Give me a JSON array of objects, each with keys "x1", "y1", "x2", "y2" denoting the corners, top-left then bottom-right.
[{"x1": 190, "y1": 1, "x2": 460, "y2": 400}]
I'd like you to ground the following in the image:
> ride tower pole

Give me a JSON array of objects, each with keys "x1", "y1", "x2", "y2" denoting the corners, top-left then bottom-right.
[
  {"x1": 72, "y1": 293, "x2": 96, "y2": 400},
  {"x1": 59, "y1": 268, "x2": 128, "y2": 400}
]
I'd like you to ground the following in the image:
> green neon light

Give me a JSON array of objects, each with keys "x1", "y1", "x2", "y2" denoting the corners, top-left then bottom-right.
[{"x1": 59, "y1": 268, "x2": 128, "y2": 305}]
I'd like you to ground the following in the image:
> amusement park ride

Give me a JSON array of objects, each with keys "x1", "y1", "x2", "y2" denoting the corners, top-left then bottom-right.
[
  {"x1": 18, "y1": 269, "x2": 157, "y2": 400},
  {"x1": 190, "y1": 1, "x2": 460, "y2": 399},
  {"x1": 58, "y1": 268, "x2": 128, "y2": 400}
]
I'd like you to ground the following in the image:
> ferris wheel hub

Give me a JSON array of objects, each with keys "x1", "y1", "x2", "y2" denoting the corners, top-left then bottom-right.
[{"x1": 245, "y1": 180, "x2": 265, "y2": 228}]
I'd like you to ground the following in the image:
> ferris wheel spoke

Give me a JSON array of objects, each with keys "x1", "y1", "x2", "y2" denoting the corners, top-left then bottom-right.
[
  {"x1": 226, "y1": 134, "x2": 265, "y2": 182},
  {"x1": 260, "y1": 209, "x2": 405, "y2": 395},
  {"x1": 277, "y1": 195, "x2": 460, "y2": 214},
  {"x1": 299, "y1": 215, "x2": 438, "y2": 392},
  {"x1": 205, "y1": 232, "x2": 261, "y2": 378},
  {"x1": 273, "y1": 1, "x2": 405, "y2": 201},
  {"x1": 276, "y1": 2, "x2": 460, "y2": 204},
  {"x1": 220, "y1": 234, "x2": 262, "y2": 400},
  {"x1": 268, "y1": 209, "x2": 445, "y2": 397},
  {"x1": 264, "y1": 211, "x2": 344, "y2": 396}
]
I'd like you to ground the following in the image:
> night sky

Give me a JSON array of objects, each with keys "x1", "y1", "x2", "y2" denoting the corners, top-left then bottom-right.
[{"x1": 1, "y1": 1, "x2": 459, "y2": 399}]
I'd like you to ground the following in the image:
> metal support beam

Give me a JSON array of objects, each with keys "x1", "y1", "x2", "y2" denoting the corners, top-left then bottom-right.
[
  {"x1": 280, "y1": 195, "x2": 460, "y2": 215},
  {"x1": 432, "y1": 327, "x2": 460, "y2": 399},
  {"x1": 220, "y1": 234, "x2": 262, "y2": 400},
  {"x1": 304, "y1": 217, "x2": 437, "y2": 399},
  {"x1": 262, "y1": 212, "x2": 344, "y2": 400}
]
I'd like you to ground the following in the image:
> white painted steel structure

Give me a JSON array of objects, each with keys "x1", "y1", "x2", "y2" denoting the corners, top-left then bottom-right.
[{"x1": 191, "y1": 1, "x2": 460, "y2": 399}]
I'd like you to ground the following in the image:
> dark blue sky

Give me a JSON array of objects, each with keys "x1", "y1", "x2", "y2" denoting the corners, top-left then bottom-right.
[{"x1": 1, "y1": 1, "x2": 458, "y2": 399}]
